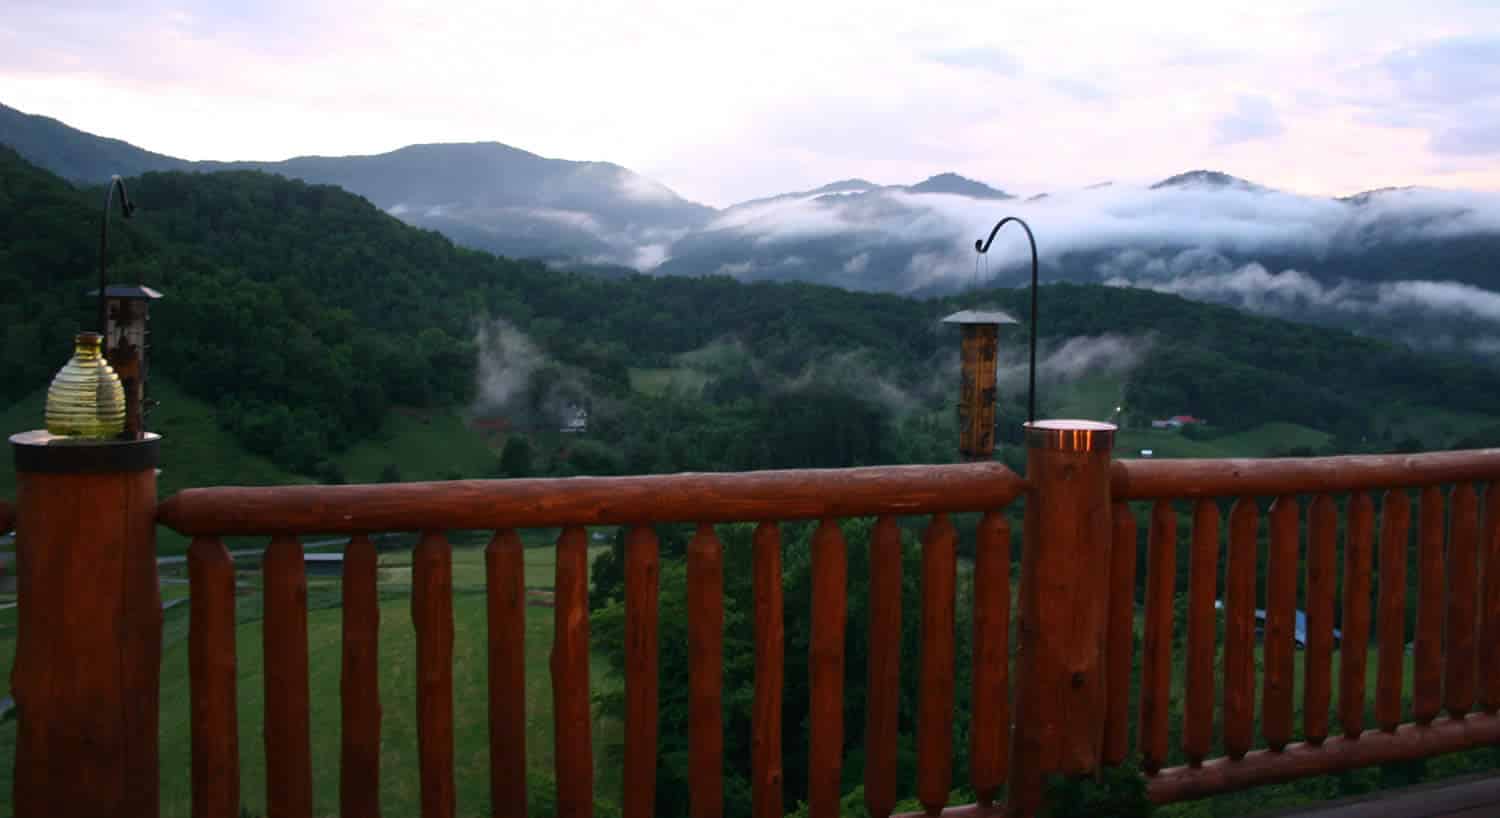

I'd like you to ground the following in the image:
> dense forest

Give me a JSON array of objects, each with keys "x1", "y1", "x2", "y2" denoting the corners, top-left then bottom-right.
[{"x1": 4, "y1": 145, "x2": 1500, "y2": 483}]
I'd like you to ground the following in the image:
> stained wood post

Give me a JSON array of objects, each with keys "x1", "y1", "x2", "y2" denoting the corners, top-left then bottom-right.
[
  {"x1": 9, "y1": 430, "x2": 162, "y2": 818},
  {"x1": 1007, "y1": 420, "x2": 1116, "y2": 818}
]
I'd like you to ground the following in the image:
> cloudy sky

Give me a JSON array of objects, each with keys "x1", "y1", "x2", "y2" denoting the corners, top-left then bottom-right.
[{"x1": 4, "y1": 0, "x2": 1499, "y2": 207}]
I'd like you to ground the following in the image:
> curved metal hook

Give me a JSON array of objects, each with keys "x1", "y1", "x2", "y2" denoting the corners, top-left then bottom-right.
[
  {"x1": 98, "y1": 175, "x2": 136, "y2": 335},
  {"x1": 974, "y1": 216, "x2": 1040, "y2": 425}
]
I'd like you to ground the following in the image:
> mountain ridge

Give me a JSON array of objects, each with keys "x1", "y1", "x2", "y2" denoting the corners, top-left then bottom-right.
[{"x1": 5, "y1": 100, "x2": 1499, "y2": 316}]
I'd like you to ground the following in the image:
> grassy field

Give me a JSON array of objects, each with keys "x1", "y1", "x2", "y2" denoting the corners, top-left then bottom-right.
[
  {"x1": 627, "y1": 367, "x2": 710, "y2": 399},
  {"x1": 333, "y1": 407, "x2": 500, "y2": 484},
  {"x1": 1116, "y1": 422, "x2": 1333, "y2": 460}
]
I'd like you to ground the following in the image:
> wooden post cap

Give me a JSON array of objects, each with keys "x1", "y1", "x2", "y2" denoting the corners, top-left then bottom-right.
[
  {"x1": 1024, "y1": 419, "x2": 1116, "y2": 453},
  {"x1": 10, "y1": 430, "x2": 159, "y2": 474}
]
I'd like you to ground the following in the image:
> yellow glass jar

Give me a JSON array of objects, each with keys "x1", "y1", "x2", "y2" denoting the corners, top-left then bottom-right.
[{"x1": 45, "y1": 332, "x2": 126, "y2": 439}]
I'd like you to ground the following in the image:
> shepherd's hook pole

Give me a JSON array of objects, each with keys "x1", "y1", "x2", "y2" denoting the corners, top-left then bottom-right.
[
  {"x1": 98, "y1": 175, "x2": 136, "y2": 336},
  {"x1": 975, "y1": 216, "x2": 1039, "y2": 424}
]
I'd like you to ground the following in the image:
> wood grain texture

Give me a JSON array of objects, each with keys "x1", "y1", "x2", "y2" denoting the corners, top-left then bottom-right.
[
  {"x1": 752, "y1": 522, "x2": 784, "y2": 818},
  {"x1": 1339, "y1": 493, "x2": 1375, "y2": 739},
  {"x1": 158, "y1": 462, "x2": 1026, "y2": 535},
  {"x1": 1148, "y1": 712, "x2": 1500, "y2": 805},
  {"x1": 808, "y1": 519, "x2": 848, "y2": 818},
  {"x1": 1139, "y1": 500, "x2": 1177, "y2": 774},
  {"x1": 1112, "y1": 449, "x2": 1500, "y2": 501},
  {"x1": 969, "y1": 512, "x2": 1010, "y2": 805},
  {"x1": 1103, "y1": 502, "x2": 1138, "y2": 766},
  {"x1": 342, "y1": 534, "x2": 381, "y2": 818},
  {"x1": 865, "y1": 516, "x2": 903, "y2": 818},
  {"x1": 1482, "y1": 484, "x2": 1500, "y2": 713},
  {"x1": 413, "y1": 531, "x2": 455, "y2": 818},
  {"x1": 1262, "y1": 497, "x2": 1299, "y2": 751},
  {"x1": 1445, "y1": 483, "x2": 1479, "y2": 718},
  {"x1": 918, "y1": 513, "x2": 958, "y2": 815},
  {"x1": 1184, "y1": 498, "x2": 1221, "y2": 765},
  {"x1": 1304, "y1": 495, "x2": 1338, "y2": 745},
  {"x1": 190, "y1": 536, "x2": 239, "y2": 818},
  {"x1": 12, "y1": 468, "x2": 161, "y2": 818},
  {"x1": 264, "y1": 534, "x2": 313, "y2": 818},
  {"x1": 1377, "y1": 491, "x2": 1411, "y2": 732},
  {"x1": 1223, "y1": 498, "x2": 1259, "y2": 760},
  {"x1": 1415, "y1": 486, "x2": 1446, "y2": 725},
  {"x1": 688, "y1": 524, "x2": 725, "y2": 818},
  {"x1": 552, "y1": 526, "x2": 593, "y2": 818},
  {"x1": 487, "y1": 530, "x2": 527, "y2": 818},
  {"x1": 624, "y1": 526, "x2": 661, "y2": 818}
]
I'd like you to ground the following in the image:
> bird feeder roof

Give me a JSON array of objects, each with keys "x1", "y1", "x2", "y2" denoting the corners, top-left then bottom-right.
[
  {"x1": 940, "y1": 309, "x2": 1018, "y2": 326},
  {"x1": 86, "y1": 285, "x2": 163, "y2": 300}
]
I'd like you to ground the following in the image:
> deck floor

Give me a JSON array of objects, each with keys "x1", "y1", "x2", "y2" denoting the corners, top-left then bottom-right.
[{"x1": 1259, "y1": 773, "x2": 1500, "y2": 818}]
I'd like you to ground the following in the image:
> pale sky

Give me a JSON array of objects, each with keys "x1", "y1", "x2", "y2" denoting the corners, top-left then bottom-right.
[{"x1": 4, "y1": 0, "x2": 1499, "y2": 207}]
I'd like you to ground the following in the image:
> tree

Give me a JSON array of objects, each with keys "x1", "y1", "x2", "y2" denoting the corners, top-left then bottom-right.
[{"x1": 499, "y1": 436, "x2": 534, "y2": 478}]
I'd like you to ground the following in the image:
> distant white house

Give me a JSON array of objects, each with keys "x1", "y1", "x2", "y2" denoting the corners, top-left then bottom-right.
[
  {"x1": 1151, "y1": 414, "x2": 1206, "y2": 430},
  {"x1": 560, "y1": 402, "x2": 588, "y2": 434}
]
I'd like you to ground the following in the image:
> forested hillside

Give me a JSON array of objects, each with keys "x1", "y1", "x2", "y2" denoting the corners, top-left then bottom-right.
[{"x1": 4, "y1": 146, "x2": 1500, "y2": 483}]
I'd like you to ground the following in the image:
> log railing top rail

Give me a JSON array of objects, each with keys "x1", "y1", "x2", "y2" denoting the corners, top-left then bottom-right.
[
  {"x1": 157, "y1": 461, "x2": 1026, "y2": 535},
  {"x1": 1111, "y1": 448, "x2": 1500, "y2": 500}
]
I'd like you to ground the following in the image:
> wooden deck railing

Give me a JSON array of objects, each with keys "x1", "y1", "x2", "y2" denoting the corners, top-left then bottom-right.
[
  {"x1": 1110, "y1": 450, "x2": 1500, "y2": 805},
  {"x1": 9, "y1": 437, "x2": 1500, "y2": 818},
  {"x1": 155, "y1": 463, "x2": 1029, "y2": 818}
]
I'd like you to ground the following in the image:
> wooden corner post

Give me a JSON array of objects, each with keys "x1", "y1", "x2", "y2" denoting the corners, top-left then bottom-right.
[
  {"x1": 1007, "y1": 420, "x2": 1117, "y2": 817},
  {"x1": 9, "y1": 431, "x2": 163, "y2": 818}
]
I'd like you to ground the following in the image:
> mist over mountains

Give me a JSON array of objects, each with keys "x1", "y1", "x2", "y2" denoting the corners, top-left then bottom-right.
[{"x1": 5, "y1": 100, "x2": 1499, "y2": 353}]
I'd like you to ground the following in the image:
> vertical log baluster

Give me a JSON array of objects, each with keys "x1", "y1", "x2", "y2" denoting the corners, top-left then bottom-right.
[
  {"x1": 1223, "y1": 499, "x2": 1258, "y2": 760},
  {"x1": 342, "y1": 534, "x2": 381, "y2": 818},
  {"x1": 1304, "y1": 495, "x2": 1338, "y2": 744},
  {"x1": 1376, "y1": 491, "x2": 1411, "y2": 732},
  {"x1": 1414, "y1": 486, "x2": 1446, "y2": 725},
  {"x1": 414, "y1": 530, "x2": 455, "y2": 818},
  {"x1": 1184, "y1": 498, "x2": 1221, "y2": 765},
  {"x1": 1339, "y1": 493, "x2": 1374, "y2": 739},
  {"x1": 553, "y1": 526, "x2": 593, "y2": 818},
  {"x1": 1103, "y1": 503, "x2": 1138, "y2": 766},
  {"x1": 865, "y1": 516, "x2": 903, "y2": 818},
  {"x1": 487, "y1": 530, "x2": 527, "y2": 818},
  {"x1": 1262, "y1": 497, "x2": 1299, "y2": 751},
  {"x1": 1482, "y1": 484, "x2": 1500, "y2": 713},
  {"x1": 918, "y1": 513, "x2": 957, "y2": 816},
  {"x1": 623, "y1": 527, "x2": 660, "y2": 818},
  {"x1": 970, "y1": 512, "x2": 1011, "y2": 805},
  {"x1": 189, "y1": 535, "x2": 240, "y2": 818},
  {"x1": 752, "y1": 522, "x2": 784, "y2": 818},
  {"x1": 688, "y1": 524, "x2": 725, "y2": 818},
  {"x1": 264, "y1": 534, "x2": 313, "y2": 818},
  {"x1": 808, "y1": 519, "x2": 848, "y2": 818},
  {"x1": 1139, "y1": 501, "x2": 1177, "y2": 774},
  {"x1": 1445, "y1": 483, "x2": 1479, "y2": 718}
]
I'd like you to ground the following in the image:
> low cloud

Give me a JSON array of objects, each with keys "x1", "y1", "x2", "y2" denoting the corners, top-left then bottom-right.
[
  {"x1": 684, "y1": 179, "x2": 1500, "y2": 292},
  {"x1": 472, "y1": 318, "x2": 547, "y2": 412},
  {"x1": 998, "y1": 334, "x2": 1154, "y2": 389},
  {"x1": 1106, "y1": 262, "x2": 1500, "y2": 324}
]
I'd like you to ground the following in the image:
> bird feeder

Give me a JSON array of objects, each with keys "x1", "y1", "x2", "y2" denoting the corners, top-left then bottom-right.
[
  {"x1": 89, "y1": 284, "x2": 163, "y2": 439},
  {"x1": 942, "y1": 309, "x2": 1017, "y2": 461}
]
